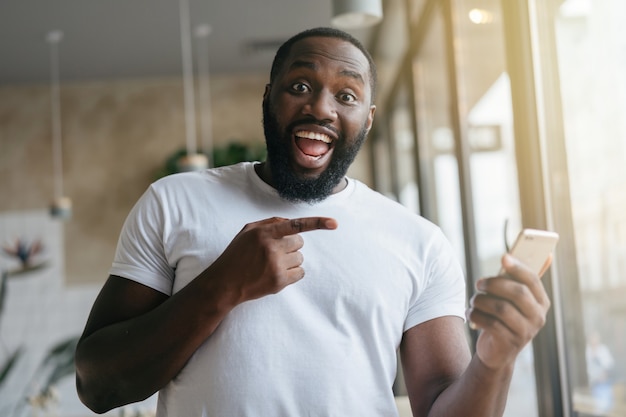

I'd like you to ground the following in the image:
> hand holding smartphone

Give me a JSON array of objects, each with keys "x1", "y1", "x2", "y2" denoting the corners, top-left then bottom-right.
[{"x1": 501, "y1": 229, "x2": 559, "y2": 277}]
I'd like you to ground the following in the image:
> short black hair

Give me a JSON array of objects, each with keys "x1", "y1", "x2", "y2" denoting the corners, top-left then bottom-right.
[{"x1": 269, "y1": 27, "x2": 377, "y2": 103}]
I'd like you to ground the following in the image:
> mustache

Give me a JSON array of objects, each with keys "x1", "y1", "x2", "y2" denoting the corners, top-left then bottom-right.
[
  {"x1": 262, "y1": 99, "x2": 343, "y2": 142},
  {"x1": 285, "y1": 118, "x2": 341, "y2": 140}
]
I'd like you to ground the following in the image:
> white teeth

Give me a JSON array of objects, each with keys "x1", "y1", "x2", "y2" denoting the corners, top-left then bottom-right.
[{"x1": 296, "y1": 130, "x2": 331, "y2": 143}]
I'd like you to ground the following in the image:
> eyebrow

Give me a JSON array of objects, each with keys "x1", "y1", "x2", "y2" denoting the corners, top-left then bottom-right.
[{"x1": 289, "y1": 60, "x2": 366, "y2": 85}]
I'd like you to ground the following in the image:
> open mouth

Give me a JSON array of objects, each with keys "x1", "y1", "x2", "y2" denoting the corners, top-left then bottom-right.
[{"x1": 294, "y1": 130, "x2": 332, "y2": 158}]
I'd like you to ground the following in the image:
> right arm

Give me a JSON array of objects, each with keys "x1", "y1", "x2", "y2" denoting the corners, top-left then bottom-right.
[
  {"x1": 75, "y1": 216, "x2": 337, "y2": 414},
  {"x1": 74, "y1": 273, "x2": 231, "y2": 413}
]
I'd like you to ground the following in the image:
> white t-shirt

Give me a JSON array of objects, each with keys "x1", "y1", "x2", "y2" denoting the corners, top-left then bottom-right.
[{"x1": 110, "y1": 162, "x2": 466, "y2": 417}]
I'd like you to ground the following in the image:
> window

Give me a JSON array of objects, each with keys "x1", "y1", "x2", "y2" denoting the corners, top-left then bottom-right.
[
  {"x1": 548, "y1": 0, "x2": 626, "y2": 414},
  {"x1": 376, "y1": 0, "x2": 626, "y2": 415}
]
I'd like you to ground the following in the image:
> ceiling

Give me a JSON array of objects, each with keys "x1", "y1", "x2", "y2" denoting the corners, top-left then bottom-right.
[{"x1": 0, "y1": 0, "x2": 373, "y2": 85}]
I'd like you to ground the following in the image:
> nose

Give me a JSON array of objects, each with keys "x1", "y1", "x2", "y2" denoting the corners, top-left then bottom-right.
[{"x1": 302, "y1": 90, "x2": 337, "y2": 123}]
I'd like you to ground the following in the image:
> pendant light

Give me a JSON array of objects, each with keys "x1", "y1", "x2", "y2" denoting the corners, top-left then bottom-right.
[
  {"x1": 331, "y1": 0, "x2": 383, "y2": 30},
  {"x1": 176, "y1": 0, "x2": 208, "y2": 172},
  {"x1": 46, "y1": 30, "x2": 72, "y2": 220}
]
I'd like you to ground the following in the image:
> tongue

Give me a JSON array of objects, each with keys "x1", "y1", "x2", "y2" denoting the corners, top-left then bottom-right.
[{"x1": 295, "y1": 137, "x2": 330, "y2": 157}]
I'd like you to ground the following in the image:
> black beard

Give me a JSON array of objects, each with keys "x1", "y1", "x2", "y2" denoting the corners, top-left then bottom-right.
[{"x1": 262, "y1": 99, "x2": 368, "y2": 203}]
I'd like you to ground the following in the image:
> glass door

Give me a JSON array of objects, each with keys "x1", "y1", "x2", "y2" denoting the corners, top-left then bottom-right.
[
  {"x1": 406, "y1": 1, "x2": 542, "y2": 413},
  {"x1": 445, "y1": 1, "x2": 539, "y2": 415},
  {"x1": 378, "y1": 0, "x2": 626, "y2": 415},
  {"x1": 540, "y1": 0, "x2": 626, "y2": 415}
]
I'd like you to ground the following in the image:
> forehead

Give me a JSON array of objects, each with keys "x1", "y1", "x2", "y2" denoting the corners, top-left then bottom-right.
[{"x1": 280, "y1": 36, "x2": 371, "y2": 83}]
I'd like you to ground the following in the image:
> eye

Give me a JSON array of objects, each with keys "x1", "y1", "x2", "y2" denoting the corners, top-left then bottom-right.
[
  {"x1": 290, "y1": 82, "x2": 310, "y2": 93},
  {"x1": 338, "y1": 92, "x2": 357, "y2": 103}
]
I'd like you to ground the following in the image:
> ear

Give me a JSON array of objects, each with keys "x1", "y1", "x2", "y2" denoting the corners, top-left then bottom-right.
[
  {"x1": 263, "y1": 84, "x2": 271, "y2": 101},
  {"x1": 365, "y1": 105, "x2": 376, "y2": 133}
]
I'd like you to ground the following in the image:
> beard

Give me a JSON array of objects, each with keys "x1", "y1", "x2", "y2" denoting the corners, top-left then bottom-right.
[{"x1": 262, "y1": 99, "x2": 369, "y2": 204}]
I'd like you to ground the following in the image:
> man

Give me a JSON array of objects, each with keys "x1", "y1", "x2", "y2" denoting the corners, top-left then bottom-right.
[{"x1": 75, "y1": 27, "x2": 551, "y2": 416}]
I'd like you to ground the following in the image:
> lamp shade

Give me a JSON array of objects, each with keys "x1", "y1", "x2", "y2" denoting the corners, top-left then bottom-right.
[
  {"x1": 50, "y1": 196, "x2": 72, "y2": 220},
  {"x1": 176, "y1": 153, "x2": 209, "y2": 172},
  {"x1": 331, "y1": 0, "x2": 383, "y2": 29}
]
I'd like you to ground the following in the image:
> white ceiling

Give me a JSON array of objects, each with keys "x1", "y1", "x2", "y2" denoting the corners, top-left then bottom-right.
[{"x1": 0, "y1": 0, "x2": 374, "y2": 84}]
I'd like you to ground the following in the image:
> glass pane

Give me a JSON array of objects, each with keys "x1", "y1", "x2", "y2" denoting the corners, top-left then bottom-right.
[
  {"x1": 452, "y1": 0, "x2": 537, "y2": 416},
  {"x1": 552, "y1": 0, "x2": 626, "y2": 415},
  {"x1": 390, "y1": 85, "x2": 420, "y2": 213},
  {"x1": 413, "y1": 7, "x2": 465, "y2": 263}
]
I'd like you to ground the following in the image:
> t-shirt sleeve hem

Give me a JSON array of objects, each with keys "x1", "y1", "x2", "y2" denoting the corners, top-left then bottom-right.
[
  {"x1": 403, "y1": 305, "x2": 467, "y2": 332},
  {"x1": 109, "y1": 263, "x2": 172, "y2": 296}
]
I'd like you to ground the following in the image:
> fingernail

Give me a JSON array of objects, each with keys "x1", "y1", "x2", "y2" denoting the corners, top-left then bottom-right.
[{"x1": 469, "y1": 321, "x2": 478, "y2": 330}]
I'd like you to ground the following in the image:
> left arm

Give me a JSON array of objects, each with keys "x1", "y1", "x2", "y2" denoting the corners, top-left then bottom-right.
[{"x1": 400, "y1": 254, "x2": 551, "y2": 417}]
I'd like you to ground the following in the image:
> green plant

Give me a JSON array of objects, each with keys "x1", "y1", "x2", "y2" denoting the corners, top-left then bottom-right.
[
  {"x1": 0, "y1": 348, "x2": 23, "y2": 389},
  {"x1": 212, "y1": 141, "x2": 266, "y2": 168},
  {"x1": 156, "y1": 141, "x2": 266, "y2": 179},
  {"x1": 11, "y1": 336, "x2": 79, "y2": 416},
  {"x1": 0, "y1": 265, "x2": 78, "y2": 416}
]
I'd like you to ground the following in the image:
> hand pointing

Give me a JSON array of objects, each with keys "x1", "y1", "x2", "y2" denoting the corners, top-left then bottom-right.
[{"x1": 206, "y1": 217, "x2": 338, "y2": 304}]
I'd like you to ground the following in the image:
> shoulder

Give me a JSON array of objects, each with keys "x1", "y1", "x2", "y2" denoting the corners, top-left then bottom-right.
[
  {"x1": 349, "y1": 178, "x2": 441, "y2": 233},
  {"x1": 150, "y1": 162, "x2": 253, "y2": 196},
  {"x1": 350, "y1": 178, "x2": 416, "y2": 213}
]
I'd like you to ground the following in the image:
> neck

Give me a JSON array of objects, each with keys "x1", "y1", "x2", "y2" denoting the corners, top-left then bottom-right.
[
  {"x1": 254, "y1": 162, "x2": 273, "y2": 187},
  {"x1": 254, "y1": 162, "x2": 348, "y2": 194}
]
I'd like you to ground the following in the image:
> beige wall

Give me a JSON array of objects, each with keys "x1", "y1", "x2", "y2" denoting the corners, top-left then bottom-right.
[{"x1": 0, "y1": 73, "x2": 373, "y2": 286}]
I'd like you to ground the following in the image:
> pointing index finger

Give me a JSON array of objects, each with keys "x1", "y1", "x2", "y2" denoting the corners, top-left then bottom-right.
[{"x1": 272, "y1": 217, "x2": 338, "y2": 238}]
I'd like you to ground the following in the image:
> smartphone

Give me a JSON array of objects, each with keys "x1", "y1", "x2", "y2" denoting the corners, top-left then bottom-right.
[{"x1": 503, "y1": 229, "x2": 559, "y2": 277}]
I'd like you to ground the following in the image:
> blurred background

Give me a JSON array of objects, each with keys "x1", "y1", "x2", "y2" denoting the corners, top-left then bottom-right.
[{"x1": 0, "y1": 0, "x2": 624, "y2": 416}]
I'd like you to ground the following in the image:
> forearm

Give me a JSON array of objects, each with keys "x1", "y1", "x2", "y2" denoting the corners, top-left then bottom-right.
[
  {"x1": 76, "y1": 216, "x2": 328, "y2": 413},
  {"x1": 427, "y1": 355, "x2": 514, "y2": 417},
  {"x1": 75, "y1": 274, "x2": 237, "y2": 413}
]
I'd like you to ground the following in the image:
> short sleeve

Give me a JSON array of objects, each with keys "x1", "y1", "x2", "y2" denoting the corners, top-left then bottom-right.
[
  {"x1": 404, "y1": 229, "x2": 467, "y2": 331},
  {"x1": 109, "y1": 185, "x2": 174, "y2": 295}
]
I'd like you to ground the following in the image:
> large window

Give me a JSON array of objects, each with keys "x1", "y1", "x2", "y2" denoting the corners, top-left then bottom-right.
[
  {"x1": 375, "y1": 0, "x2": 625, "y2": 415},
  {"x1": 548, "y1": 0, "x2": 626, "y2": 415}
]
